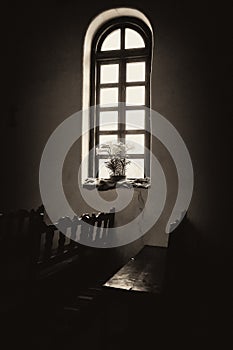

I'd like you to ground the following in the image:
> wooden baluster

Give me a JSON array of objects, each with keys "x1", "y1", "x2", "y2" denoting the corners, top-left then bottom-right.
[
  {"x1": 66, "y1": 217, "x2": 72, "y2": 249},
  {"x1": 43, "y1": 225, "x2": 55, "y2": 261},
  {"x1": 56, "y1": 217, "x2": 66, "y2": 255},
  {"x1": 109, "y1": 207, "x2": 115, "y2": 228},
  {"x1": 58, "y1": 231, "x2": 66, "y2": 255},
  {"x1": 55, "y1": 216, "x2": 77, "y2": 254},
  {"x1": 29, "y1": 209, "x2": 43, "y2": 279},
  {"x1": 95, "y1": 213, "x2": 103, "y2": 241},
  {"x1": 103, "y1": 208, "x2": 115, "y2": 243},
  {"x1": 89, "y1": 213, "x2": 96, "y2": 241},
  {"x1": 69, "y1": 216, "x2": 79, "y2": 249},
  {"x1": 80, "y1": 214, "x2": 91, "y2": 244},
  {"x1": 102, "y1": 213, "x2": 107, "y2": 240}
]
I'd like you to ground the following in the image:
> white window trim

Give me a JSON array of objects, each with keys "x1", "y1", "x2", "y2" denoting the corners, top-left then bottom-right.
[{"x1": 81, "y1": 8, "x2": 154, "y2": 182}]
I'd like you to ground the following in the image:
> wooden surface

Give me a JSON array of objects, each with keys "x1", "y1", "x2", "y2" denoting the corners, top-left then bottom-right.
[{"x1": 103, "y1": 245, "x2": 167, "y2": 294}]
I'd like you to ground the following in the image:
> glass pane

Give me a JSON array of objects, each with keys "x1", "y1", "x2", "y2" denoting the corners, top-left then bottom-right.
[
  {"x1": 98, "y1": 159, "x2": 111, "y2": 179},
  {"x1": 126, "y1": 159, "x2": 144, "y2": 178},
  {"x1": 126, "y1": 134, "x2": 145, "y2": 154},
  {"x1": 98, "y1": 135, "x2": 118, "y2": 153},
  {"x1": 125, "y1": 28, "x2": 145, "y2": 49},
  {"x1": 101, "y1": 29, "x2": 121, "y2": 51},
  {"x1": 126, "y1": 110, "x2": 145, "y2": 130},
  {"x1": 100, "y1": 88, "x2": 118, "y2": 106},
  {"x1": 126, "y1": 62, "x2": 145, "y2": 82},
  {"x1": 100, "y1": 64, "x2": 119, "y2": 84},
  {"x1": 99, "y1": 111, "x2": 118, "y2": 130},
  {"x1": 126, "y1": 86, "x2": 145, "y2": 106}
]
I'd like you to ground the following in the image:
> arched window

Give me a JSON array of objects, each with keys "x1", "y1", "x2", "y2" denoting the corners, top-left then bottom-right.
[{"x1": 82, "y1": 11, "x2": 153, "y2": 180}]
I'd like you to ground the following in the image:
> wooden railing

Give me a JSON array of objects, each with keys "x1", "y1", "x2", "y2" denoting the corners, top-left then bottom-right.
[{"x1": 0, "y1": 206, "x2": 115, "y2": 280}]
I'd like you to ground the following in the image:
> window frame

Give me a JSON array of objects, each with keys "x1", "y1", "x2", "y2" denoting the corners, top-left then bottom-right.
[{"x1": 89, "y1": 17, "x2": 152, "y2": 179}]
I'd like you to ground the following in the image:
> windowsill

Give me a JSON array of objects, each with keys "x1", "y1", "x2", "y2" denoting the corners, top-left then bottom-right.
[{"x1": 83, "y1": 177, "x2": 150, "y2": 191}]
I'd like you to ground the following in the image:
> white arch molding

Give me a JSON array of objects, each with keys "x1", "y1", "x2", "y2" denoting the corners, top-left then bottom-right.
[{"x1": 81, "y1": 8, "x2": 154, "y2": 181}]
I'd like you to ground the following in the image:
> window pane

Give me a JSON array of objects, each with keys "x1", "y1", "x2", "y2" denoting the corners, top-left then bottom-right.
[
  {"x1": 126, "y1": 134, "x2": 145, "y2": 154},
  {"x1": 126, "y1": 86, "x2": 145, "y2": 106},
  {"x1": 100, "y1": 64, "x2": 119, "y2": 84},
  {"x1": 126, "y1": 62, "x2": 145, "y2": 82},
  {"x1": 99, "y1": 111, "x2": 118, "y2": 130},
  {"x1": 126, "y1": 159, "x2": 144, "y2": 178},
  {"x1": 98, "y1": 135, "x2": 118, "y2": 151},
  {"x1": 101, "y1": 29, "x2": 121, "y2": 51},
  {"x1": 100, "y1": 88, "x2": 118, "y2": 106},
  {"x1": 125, "y1": 28, "x2": 145, "y2": 49},
  {"x1": 98, "y1": 159, "x2": 111, "y2": 178},
  {"x1": 126, "y1": 110, "x2": 145, "y2": 130}
]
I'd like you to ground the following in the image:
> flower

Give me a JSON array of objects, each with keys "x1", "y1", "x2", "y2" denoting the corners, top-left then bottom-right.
[{"x1": 96, "y1": 141, "x2": 132, "y2": 177}]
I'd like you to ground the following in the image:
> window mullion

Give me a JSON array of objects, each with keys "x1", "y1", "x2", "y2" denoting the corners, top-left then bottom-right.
[
  {"x1": 144, "y1": 57, "x2": 151, "y2": 177},
  {"x1": 94, "y1": 61, "x2": 102, "y2": 178},
  {"x1": 119, "y1": 26, "x2": 126, "y2": 143}
]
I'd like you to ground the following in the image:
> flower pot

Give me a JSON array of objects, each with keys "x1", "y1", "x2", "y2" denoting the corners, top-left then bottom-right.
[{"x1": 110, "y1": 175, "x2": 126, "y2": 182}]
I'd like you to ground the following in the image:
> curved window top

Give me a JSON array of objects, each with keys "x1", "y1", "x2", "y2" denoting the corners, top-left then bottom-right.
[
  {"x1": 100, "y1": 27, "x2": 145, "y2": 51},
  {"x1": 95, "y1": 17, "x2": 151, "y2": 55}
]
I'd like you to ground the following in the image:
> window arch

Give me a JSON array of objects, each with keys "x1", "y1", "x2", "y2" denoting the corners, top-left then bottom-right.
[{"x1": 82, "y1": 9, "x2": 154, "y2": 181}]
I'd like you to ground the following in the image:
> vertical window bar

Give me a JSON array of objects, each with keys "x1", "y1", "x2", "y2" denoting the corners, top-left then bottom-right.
[
  {"x1": 95, "y1": 62, "x2": 101, "y2": 177},
  {"x1": 119, "y1": 25, "x2": 125, "y2": 142},
  {"x1": 144, "y1": 57, "x2": 151, "y2": 177},
  {"x1": 88, "y1": 54, "x2": 97, "y2": 178}
]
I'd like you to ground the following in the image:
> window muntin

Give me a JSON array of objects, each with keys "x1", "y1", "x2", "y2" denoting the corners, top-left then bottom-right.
[{"x1": 90, "y1": 18, "x2": 152, "y2": 179}]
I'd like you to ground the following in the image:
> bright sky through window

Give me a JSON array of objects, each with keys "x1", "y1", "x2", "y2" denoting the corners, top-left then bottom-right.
[
  {"x1": 125, "y1": 28, "x2": 145, "y2": 49},
  {"x1": 101, "y1": 29, "x2": 121, "y2": 51}
]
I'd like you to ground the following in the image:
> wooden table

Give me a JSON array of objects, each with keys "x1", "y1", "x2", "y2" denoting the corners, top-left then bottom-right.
[{"x1": 103, "y1": 245, "x2": 167, "y2": 295}]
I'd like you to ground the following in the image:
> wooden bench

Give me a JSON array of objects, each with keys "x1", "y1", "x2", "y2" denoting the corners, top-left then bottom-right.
[
  {"x1": 29, "y1": 206, "x2": 115, "y2": 279},
  {"x1": 0, "y1": 206, "x2": 115, "y2": 281}
]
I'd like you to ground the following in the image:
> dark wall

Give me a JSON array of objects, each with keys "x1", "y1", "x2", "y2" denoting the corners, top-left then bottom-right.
[{"x1": 2, "y1": 1, "x2": 231, "y2": 264}]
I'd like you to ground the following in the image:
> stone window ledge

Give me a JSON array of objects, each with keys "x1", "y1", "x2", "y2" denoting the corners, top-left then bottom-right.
[{"x1": 83, "y1": 178, "x2": 151, "y2": 191}]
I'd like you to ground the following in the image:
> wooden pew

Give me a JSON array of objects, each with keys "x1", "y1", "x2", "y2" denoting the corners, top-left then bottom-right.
[
  {"x1": 29, "y1": 206, "x2": 115, "y2": 280},
  {"x1": 0, "y1": 206, "x2": 115, "y2": 281},
  {"x1": 0, "y1": 206, "x2": 116, "y2": 336}
]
